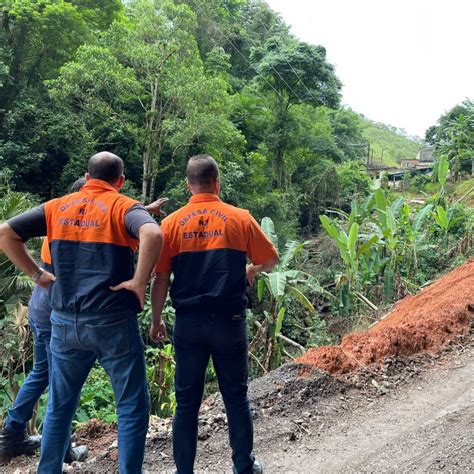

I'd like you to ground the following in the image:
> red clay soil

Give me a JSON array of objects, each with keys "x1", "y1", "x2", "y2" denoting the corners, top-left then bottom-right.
[{"x1": 298, "y1": 260, "x2": 474, "y2": 376}]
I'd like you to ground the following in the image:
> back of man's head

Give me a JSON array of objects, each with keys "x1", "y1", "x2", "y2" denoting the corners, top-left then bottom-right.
[
  {"x1": 186, "y1": 155, "x2": 219, "y2": 188},
  {"x1": 88, "y1": 152, "x2": 124, "y2": 184},
  {"x1": 69, "y1": 177, "x2": 86, "y2": 193}
]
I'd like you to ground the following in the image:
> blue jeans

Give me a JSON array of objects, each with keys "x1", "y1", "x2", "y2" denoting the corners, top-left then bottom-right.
[
  {"x1": 4, "y1": 318, "x2": 51, "y2": 433},
  {"x1": 172, "y1": 311, "x2": 254, "y2": 474},
  {"x1": 37, "y1": 311, "x2": 150, "y2": 474}
]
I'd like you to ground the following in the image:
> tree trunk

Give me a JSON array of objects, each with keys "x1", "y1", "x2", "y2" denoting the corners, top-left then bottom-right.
[
  {"x1": 272, "y1": 99, "x2": 290, "y2": 189},
  {"x1": 142, "y1": 79, "x2": 159, "y2": 202},
  {"x1": 142, "y1": 157, "x2": 150, "y2": 202},
  {"x1": 275, "y1": 147, "x2": 285, "y2": 188}
]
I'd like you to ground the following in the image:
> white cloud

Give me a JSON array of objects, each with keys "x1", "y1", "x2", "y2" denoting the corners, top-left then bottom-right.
[{"x1": 266, "y1": 0, "x2": 474, "y2": 137}]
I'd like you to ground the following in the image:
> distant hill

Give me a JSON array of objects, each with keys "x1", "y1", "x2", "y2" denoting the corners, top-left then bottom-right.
[{"x1": 358, "y1": 117, "x2": 423, "y2": 168}]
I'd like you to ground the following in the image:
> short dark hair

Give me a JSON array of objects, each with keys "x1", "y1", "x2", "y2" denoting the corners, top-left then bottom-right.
[
  {"x1": 88, "y1": 152, "x2": 124, "y2": 184},
  {"x1": 69, "y1": 177, "x2": 86, "y2": 193},
  {"x1": 186, "y1": 154, "x2": 219, "y2": 186}
]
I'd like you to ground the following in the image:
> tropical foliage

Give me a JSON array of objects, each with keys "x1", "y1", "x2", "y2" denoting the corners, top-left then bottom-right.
[
  {"x1": 251, "y1": 217, "x2": 332, "y2": 371},
  {"x1": 319, "y1": 158, "x2": 473, "y2": 314},
  {"x1": 0, "y1": 0, "x2": 472, "y2": 427},
  {"x1": 426, "y1": 100, "x2": 474, "y2": 180}
]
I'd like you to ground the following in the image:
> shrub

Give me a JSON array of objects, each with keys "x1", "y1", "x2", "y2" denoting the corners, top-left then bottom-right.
[{"x1": 336, "y1": 161, "x2": 372, "y2": 210}]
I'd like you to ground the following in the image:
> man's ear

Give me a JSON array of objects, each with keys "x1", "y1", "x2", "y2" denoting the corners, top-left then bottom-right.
[
  {"x1": 215, "y1": 178, "x2": 221, "y2": 195},
  {"x1": 186, "y1": 179, "x2": 192, "y2": 193},
  {"x1": 116, "y1": 175, "x2": 125, "y2": 190},
  {"x1": 85, "y1": 173, "x2": 91, "y2": 181}
]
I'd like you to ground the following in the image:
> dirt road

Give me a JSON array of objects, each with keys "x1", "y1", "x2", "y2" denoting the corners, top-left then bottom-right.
[
  {"x1": 261, "y1": 349, "x2": 473, "y2": 473},
  {"x1": 2, "y1": 344, "x2": 472, "y2": 473},
  {"x1": 179, "y1": 344, "x2": 473, "y2": 474}
]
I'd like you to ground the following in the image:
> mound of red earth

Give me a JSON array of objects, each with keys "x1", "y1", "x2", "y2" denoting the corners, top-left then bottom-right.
[{"x1": 298, "y1": 260, "x2": 474, "y2": 376}]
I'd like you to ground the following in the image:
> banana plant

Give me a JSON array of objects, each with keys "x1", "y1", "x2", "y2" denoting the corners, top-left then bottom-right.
[
  {"x1": 146, "y1": 344, "x2": 176, "y2": 417},
  {"x1": 319, "y1": 214, "x2": 378, "y2": 313},
  {"x1": 437, "y1": 155, "x2": 449, "y2": 191},
  {"x1": 429, "y1": 154, "x2": 449, "y2": 206},
  {"x1": 399, "y1": 201, "x2": 433, "y2": 277},
  {"x1": 433, "y1": 204, "x2": 465, "y2": 234},
  {"x1": 0, "y1": 192, "x2": 38, "y2": 319},
  {"x1": 368, "y1": 189, "x2": 405, "y2": 299},
  {"x1": 255, "y1": 217, "x2": 332, "y2": 370}
]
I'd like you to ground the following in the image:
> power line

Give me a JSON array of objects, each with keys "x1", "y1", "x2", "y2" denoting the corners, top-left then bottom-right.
[
  {"x1": 256, "y1": 16, "x2": 322, "y2": 106},
  {"x1": 188, "y1": 0, "x2": 305, "y2": 104}
]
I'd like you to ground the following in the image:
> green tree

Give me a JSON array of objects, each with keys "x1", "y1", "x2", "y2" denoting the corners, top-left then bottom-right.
[
  {"x1": 336, "y1": 161, "x2": 372, "y2": 210},
  {"x1": 436, "y1": 102, "x2": 474, "y2": 180},
  {"x1": 252, "y1": 35, "x2": 341, "y2": 187},
  {"x1": 426, "y1": 100, "x2": 474, "y2": 179},
  {"x1": 0, "y1": 0, "x2": 122, "y2": 197},
  {"x1": 329, "y1": 108, "x2": 367, "y2": 161},
  {"x1": 0, "y1": 0, "x2": 88, "y2": 111},
  {"x1": 51, "y1": 0, "x2": 243, "y2": 201}
]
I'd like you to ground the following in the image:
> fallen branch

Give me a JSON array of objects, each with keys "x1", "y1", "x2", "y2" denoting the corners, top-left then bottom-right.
[
  {"x1": 282, "y1": 348, "x2": 296, "y2": 360},
  {"x1": 278, "y1": 333, "x2": 306, "y2": 353},
  {"x1": 354, "y1": 291, "x2": 379, "y2": 311},
  {"x1": 254, "y1": 320, "x2": 306, "y2": 354},
  {"x1": 248, "y1": 351, "x2": 267, "y2": 374},
  {"x1": 456, "y1": 186, "x2": 474, "y2": 204},
  {"x1": 291, "y1": 419, "x2": 311, "y2": 435},
  {"x1": 368, "y1": 304, "x2": 396, "y2": 328}
]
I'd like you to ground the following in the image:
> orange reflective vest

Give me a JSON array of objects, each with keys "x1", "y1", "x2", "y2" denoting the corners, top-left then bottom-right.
[
  {"x1": 44, "y1": 179, "x2": 140, "y2": 315},
  {"x1": 155, "y1": 193, "x2": 278, "y2": 312}
]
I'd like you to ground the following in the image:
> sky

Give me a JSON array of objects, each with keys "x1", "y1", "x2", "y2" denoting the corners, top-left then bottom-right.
[{"x1": 265, "y1": 0, "x2": 474, "y2": 138}]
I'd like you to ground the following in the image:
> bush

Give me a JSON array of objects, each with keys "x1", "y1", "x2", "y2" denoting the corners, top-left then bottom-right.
[
  {"x1": 407, "y1": 173, "x2": 432, "y2": 192},
  {"x1": 336, "y1": 161, "x2": 372, "y2": 210},
  {"x1": 75, "y1": 365, "x2": 116, "y2": 425},
  {"x1": 249, "y1": 189, "x2": 300, "y2": 241}
]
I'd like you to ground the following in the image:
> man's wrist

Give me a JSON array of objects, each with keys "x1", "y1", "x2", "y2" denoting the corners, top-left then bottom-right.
[
  {"x1": 152, "y1": 315, "x2": 163, "y2": 325},
  {"x1": 133, "y1": 275, "x2": 150, "y2": 288},
  {"x1": 30, "y1": 266, "x2": 44, "y2": 282}
]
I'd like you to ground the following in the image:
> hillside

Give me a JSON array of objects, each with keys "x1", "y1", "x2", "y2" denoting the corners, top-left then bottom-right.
[
  {"x1": 449, "y1": 177, "x2": 474, "y2": 207},
  {"x1": 359, "y1": 117, "x2": 423, "y2": 167}
]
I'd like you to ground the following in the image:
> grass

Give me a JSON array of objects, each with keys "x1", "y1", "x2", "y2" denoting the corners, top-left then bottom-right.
[{"x1": 448, "y1": 177, "x2": 474, "y2": 206}]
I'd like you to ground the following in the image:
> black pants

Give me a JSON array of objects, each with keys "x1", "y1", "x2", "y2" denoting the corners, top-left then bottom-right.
[{"x1": 172, "y1": 311, "x2": 254, "y2": 474}]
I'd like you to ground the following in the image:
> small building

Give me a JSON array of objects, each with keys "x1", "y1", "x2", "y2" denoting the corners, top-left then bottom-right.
[
  {"x1": 417, "y1": 147, "x2": 435, "y2": 163},
  {"x1": 400, "y1": 160, "x2": 419, "y2": 169}
]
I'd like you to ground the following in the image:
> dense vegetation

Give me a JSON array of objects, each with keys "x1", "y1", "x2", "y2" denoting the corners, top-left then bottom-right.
[
  {"x1": 426, "y1": 100, "x2": 474, "y2": 180},
  {"x1": 0, "y1": 0, "x2": 424, "y2": 235},
  {"x1": 0, "y1": 0, "x2": 472, "y2": 429}
]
